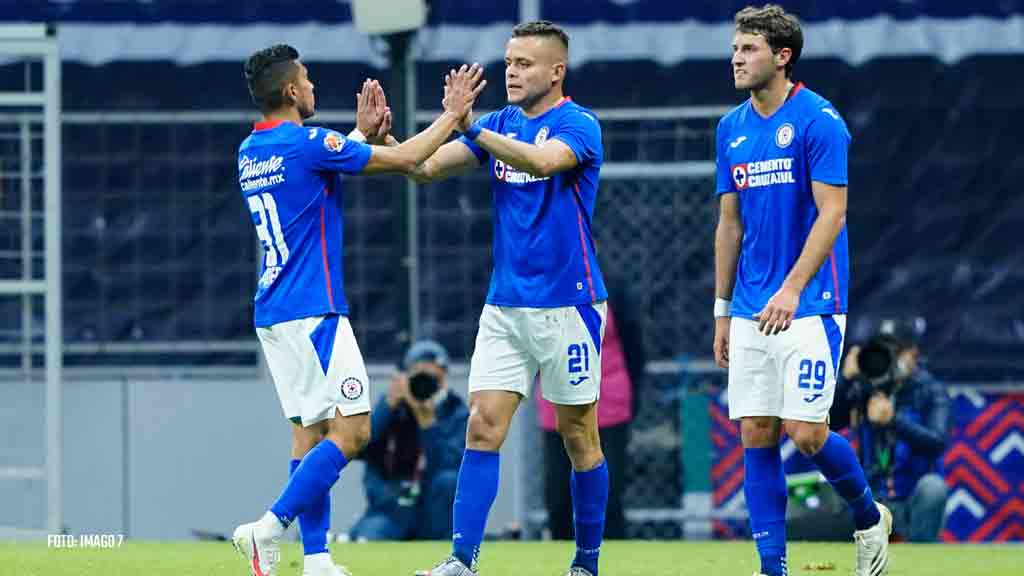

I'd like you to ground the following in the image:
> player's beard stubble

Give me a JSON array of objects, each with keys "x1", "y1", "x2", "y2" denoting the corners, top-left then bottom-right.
[
  {"x1": 508, "y1": 84, "x2": 549, "y2": 112},
  {"x1": 298, "y1": 97, "x2": 315, "y2": 120}
]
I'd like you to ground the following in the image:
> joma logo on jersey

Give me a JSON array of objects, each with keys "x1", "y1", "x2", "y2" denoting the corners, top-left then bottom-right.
[
  {"x1": 239, "y1": 155, "x2": 284, "y2": 180},
  {"x1": 731, "y1": 157, "x2": 796, "y2": 190}
]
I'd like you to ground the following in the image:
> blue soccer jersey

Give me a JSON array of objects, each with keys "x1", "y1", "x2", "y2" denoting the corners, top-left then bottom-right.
[
  {"x1": 459, "y1": 98, "x2": 607, "y2": 307},
  {"x1": 238, "y1": 120, "x2": 372, "y2": 327},
  {"x1": 715, "y1": 84, "x2": 852, "y2": 319}
]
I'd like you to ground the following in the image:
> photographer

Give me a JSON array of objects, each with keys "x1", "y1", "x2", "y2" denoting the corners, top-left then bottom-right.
[
  {"x1": 349, "y1": 340, "x2": 468, "y2": 541},
  {"x1": 832, "y1": 320, "x2": 951, "y2": 542}
]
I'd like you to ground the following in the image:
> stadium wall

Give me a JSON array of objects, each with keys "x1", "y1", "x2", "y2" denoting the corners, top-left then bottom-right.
[{"x1": 0, "y1": 366, "x2": 528, "y2": 540}]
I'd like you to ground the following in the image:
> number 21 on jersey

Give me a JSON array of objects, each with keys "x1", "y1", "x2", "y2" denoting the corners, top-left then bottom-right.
[{"x1": 568, "y1": 342, "x2": 592, "y2": 386}]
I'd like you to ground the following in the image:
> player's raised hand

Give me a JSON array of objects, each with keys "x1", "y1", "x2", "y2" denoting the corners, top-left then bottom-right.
[
  {"x1": 714, "y1": 316, "x2": 731, "y2": 369},
  {"x1": 355, "y1": 79, "x2": 389, "y2": 143},
  {"x1": 371, "y1": 81, "x2": 393, "y2": 143},
  {"x1": 753, "y1": 284, "x2": 800, "y2": 335},
  {"x1": 378, "y1": 107, "x2": 393, "y2": 142},
  {"x1": 442, "y1": 63, "x2": 486, "y2": 124},
  {"x1": 445, "y1": 70, "x2": 477, "y2": 132}
]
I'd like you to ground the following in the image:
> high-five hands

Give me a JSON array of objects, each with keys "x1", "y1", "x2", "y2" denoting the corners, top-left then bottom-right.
[
  {"x1": 442, "y1": 63, "x2": 486, "y2": 130},
  {"x1": 355, "y1": 78, "x2": 392, "y2": 144}
]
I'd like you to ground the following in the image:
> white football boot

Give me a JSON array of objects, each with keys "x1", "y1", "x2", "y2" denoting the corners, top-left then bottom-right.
[
  {"x1": 232, "y1": 512, "x2": 284, "y2": 576},
  {"x1": 854, "y1": 502, "x2": 893, "y2": 576}
]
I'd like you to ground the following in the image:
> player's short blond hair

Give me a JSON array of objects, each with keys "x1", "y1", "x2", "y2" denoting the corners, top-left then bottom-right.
[{"x1": 735, "y1": 4, "x2": 803, "y2": 78}]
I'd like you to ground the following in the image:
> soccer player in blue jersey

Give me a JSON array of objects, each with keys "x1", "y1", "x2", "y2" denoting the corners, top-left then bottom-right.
[
  {"x1": 409, "y1": 21, "x2": 608, "y2": 576},
  {"x1": 230, "y1": 45, "x2": 485, "y2": 576},
  {"x1": 713, "y1": 6, "x2": 892, "y2": 576}
]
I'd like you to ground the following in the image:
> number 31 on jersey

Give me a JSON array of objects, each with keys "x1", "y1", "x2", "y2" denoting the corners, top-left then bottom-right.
[{"x1": 247, "y1": 192, "x2": 290, "y2": 288}]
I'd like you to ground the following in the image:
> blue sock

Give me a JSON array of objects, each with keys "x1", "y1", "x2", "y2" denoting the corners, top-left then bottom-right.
[
  {"x1": 451, "y1": 449, "x2": 500, "y2": 569},
  {"x1": 744, "y1": 447, "x2": 788, "y2": 576},
  {"x1": 270, "y1": 440, "x2": 348, "y2": 528},
  {"x1": 291, "y1": 458, "x2": 330, "y2": 555},
  {"x1": 810, "y1": 432, "x2": 881, "y2": 531},
  {"x1": 571, "y1": 460, "x2": 608, "y2": 576}
]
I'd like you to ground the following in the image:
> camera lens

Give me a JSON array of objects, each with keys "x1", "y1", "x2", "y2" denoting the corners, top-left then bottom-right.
[
  {"x1": 859, "y1": 340, "x2": 893, "y2": 381},
  {"x1": 408, "y1": 372, "x2": 440, "y2": 401}
]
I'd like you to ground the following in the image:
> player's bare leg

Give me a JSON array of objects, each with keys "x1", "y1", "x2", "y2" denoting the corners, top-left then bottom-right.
[
  {"x1": 741, "y1": 416, "x2": 782, "y2": 448},
  {"x1": 324, "y1": 411, "x2": 371, "y2": 460},
  {"x1": 419, "y1": 391, "x2": 520, "y2": 576},
  {"x1": 553, "y1": 402, "x2": 607, "y2": 576},
  {"x1": 785, "y1": 420, "x2": 891, "y2": 576},
  {"x1": 465, "y1": 390, "x2": 521, "y2": 451},
  {"x1": 292, "y1": 421, "x2": 326, "y2": 458},
  {"x1": 556, "y1": 402, "x2": 603, "y2": 470}
]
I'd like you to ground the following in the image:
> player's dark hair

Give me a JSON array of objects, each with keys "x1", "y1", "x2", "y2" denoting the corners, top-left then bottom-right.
[
  {"x1": 512, "y1": 20, "x2": 569, "y2": 52},
  {"x1": 735, "y1": 4, "x2": 803, "y2": 78},
  {"x1": 244, "y1": 44, "x2": 301, "y2": 112}
]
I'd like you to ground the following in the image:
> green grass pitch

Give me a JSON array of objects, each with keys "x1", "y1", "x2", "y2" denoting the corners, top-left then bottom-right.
[{"x1": 3, "y1": 540, "x2": 1021, "y2": 576}]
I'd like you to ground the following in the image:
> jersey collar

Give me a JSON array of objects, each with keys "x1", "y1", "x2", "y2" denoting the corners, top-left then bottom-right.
[
  {"x1": 253, "y1": 119, "x2": 293, "y2": 131},
  {"x1": 786, "y1": 82, "x2": 805, "y2": 102},
  {"x1": 750, "y1": 82, "x2": 805, "y2": 121},
  {"x1": 526, "y1": 96, "x2": 572, "y2": 121}
]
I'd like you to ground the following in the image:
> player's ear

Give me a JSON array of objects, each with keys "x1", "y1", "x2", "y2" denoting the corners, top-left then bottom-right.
[
  {"x1": 551, "y1": 61, "x2": 565, "y2": 85},
  {"x1": 283, "y1": 82, "x2": 297, "y2": 107},
  {"x1": 774, "y1": 47, "x2": 792, "y2": 70}
]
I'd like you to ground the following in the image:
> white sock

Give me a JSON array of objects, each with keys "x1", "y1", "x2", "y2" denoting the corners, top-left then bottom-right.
[
  {"x1": 258, "y1": 511, "x2": 285, "y2": 537},
  {"x1": 304, "y1": 552, "x2": 334, "y2": 572}
]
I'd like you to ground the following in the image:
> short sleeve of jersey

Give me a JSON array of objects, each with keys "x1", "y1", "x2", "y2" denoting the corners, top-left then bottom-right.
[
  {"x1": 306, "y1": 128, "x2": 372, "y2": 175},
  {"x1": 550, "y1": 109, "x2": 602, "y2": 166},
  {"x1": 715, "y1": 119, "x2": 733, "y2": 195},
  {"x1": 805, "y1": 109, "x2": 851, "y2": 186},
  {"x1": 458, "y1": 111, "x2": 501, "y2": 164}
]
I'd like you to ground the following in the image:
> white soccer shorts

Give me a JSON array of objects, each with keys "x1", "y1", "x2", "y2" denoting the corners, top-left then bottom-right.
[
  {"x1": 468, "y1": 302, "x2": 607, "y2": 405},
  {"x1": 257, "y1": 314, "x2": 371, "y2": 426},
  {"x1": 727, "y1": 314, "x2": 846, "y2": 423}
]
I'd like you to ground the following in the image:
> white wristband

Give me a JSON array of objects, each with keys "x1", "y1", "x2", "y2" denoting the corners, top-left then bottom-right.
[
  {"x1": 347, "y1": 128, "x2": 367, "y2": 143},
  {"x1": 714, "y1": 297, "x2": 732, "y2": 318}
]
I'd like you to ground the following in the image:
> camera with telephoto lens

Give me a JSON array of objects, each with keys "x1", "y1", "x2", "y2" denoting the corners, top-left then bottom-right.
[
  {"x1": 856, "y1": 334, "x2": 902, "y2": 395},
  {"x1": 408, "y1": 370, "x2": 440, "y2": 401}
]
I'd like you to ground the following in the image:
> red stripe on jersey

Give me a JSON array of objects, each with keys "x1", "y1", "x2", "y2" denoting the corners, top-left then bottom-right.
[
  {"x1": 320, "y1": 200, "x2": 335, "y2": 311},
  {"x1": 829, "y1": 250, "x2": 841, "y2": 313},
  {"x1": 787, "y1": 82, "x2": 805, "y2": 101},
  {"x1": 253, "y1": 119, "x2": 287, "y2": 131},
  {"x1": 573, "y1": 182, "x2": 597, "y2": 302}
]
